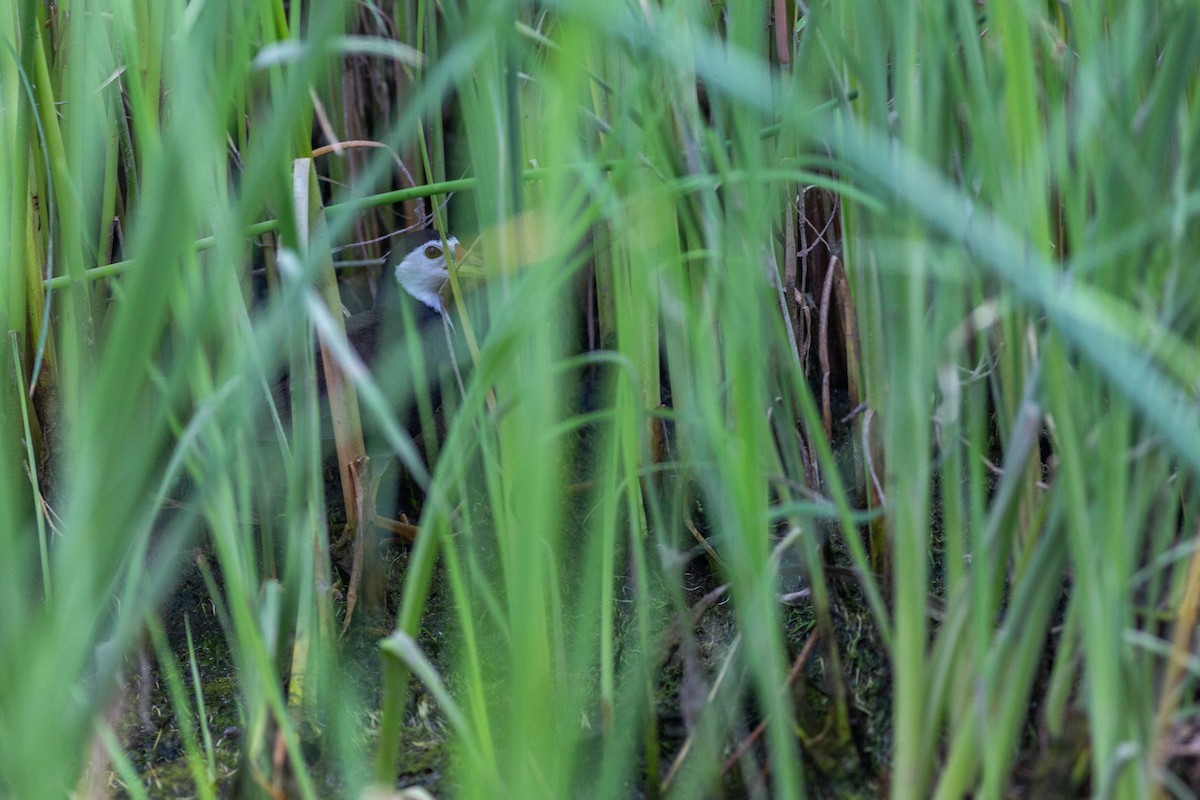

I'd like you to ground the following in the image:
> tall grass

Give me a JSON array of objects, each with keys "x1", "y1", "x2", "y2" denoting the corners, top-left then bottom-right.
[{"x1": 2, "y1": 0, "x2": 1200, "y2": 798}]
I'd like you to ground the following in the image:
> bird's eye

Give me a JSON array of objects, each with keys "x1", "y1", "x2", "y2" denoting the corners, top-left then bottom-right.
[{"x1": 424, "y1": 245, "x2": 442, "y2": 259}]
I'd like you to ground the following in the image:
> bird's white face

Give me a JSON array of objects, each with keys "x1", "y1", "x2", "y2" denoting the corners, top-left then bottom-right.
[{"x1": 394, "y1": 235, "x2": 460, "y2": 314}]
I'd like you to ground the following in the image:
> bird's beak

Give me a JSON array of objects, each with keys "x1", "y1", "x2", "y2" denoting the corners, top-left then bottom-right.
[{"x1": 450, "y1": 241, "x2": 487, "y2": 280}]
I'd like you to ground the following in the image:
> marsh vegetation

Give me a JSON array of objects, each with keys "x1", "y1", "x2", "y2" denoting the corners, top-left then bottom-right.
[{"x1": 3, "y1": 2, "x2": 1200, "y2": 798}]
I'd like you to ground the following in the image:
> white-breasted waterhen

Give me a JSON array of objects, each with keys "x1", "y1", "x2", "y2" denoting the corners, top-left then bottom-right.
[{"x1": 273, "y1": 228, "x2": 481, "y2": 542}]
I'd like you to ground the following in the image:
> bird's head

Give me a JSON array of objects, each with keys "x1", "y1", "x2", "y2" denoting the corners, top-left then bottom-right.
[{"x1": 392, "y1": 230, "x2": 466, "y2": 315}]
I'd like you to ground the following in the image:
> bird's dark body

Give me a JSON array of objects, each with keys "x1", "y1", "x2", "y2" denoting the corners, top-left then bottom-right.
[
  {"x1": 266, "y1": 229, "x2": 470, "y2": 521},
  {"x1": 311, "y1": 283, "x2": 446, "y2": 403},
  {"x1": 313, "y1": 279, "x2": 454, "y2": 445}
]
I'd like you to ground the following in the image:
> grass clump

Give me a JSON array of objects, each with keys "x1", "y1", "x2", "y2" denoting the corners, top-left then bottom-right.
[{"x1": 2, "y1": 2, "x2": 1200, "y2": 799}]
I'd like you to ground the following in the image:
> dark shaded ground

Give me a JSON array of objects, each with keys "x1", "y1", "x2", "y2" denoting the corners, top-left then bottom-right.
[
  {"x1": 104, "y1": 392, "x2": 902, "y2": 799},
  {"x1": 112, "y1": 544, "x2": 456, "y2": 798},
  {"x1": 110, "y1": 492, "x2": 899, "y2": 799},
  {"x1": 104, "y1": 369, "x2": 1089, "y2": 798}
]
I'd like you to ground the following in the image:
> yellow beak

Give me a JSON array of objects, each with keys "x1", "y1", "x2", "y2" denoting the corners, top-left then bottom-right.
[{"x1": 450, "y1": 241, "x2": 487, "y2": 280}]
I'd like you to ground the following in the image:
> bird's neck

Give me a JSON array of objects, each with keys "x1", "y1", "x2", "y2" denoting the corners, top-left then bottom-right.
[{"x1": 395, "y1": 263, "x2": 446, "y2": 315}]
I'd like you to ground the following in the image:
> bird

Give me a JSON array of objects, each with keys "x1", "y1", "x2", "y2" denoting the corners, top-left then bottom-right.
[
  {"x1": 266, "y1": 228, "x2": 480, "y2": 541},
  {"x1": 343, "y1": 228, "x2": 479, "y2": 475},
  {"x1": 343, "y1": 227, "x2": 478, "y2": 538},
  {"x1": 339, "y1": 227, "x2": 469, "y2": 366}
]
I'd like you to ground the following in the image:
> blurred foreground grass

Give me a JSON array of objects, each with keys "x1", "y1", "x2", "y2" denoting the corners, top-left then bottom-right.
[{"x1": 3, "y1": 1, "x2": 1200, "y2": 798}]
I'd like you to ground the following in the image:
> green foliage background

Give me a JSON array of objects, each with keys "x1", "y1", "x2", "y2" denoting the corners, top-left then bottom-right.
[{"x1": 2, "y1": 1, "x2": 1200, "y2": 798}]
